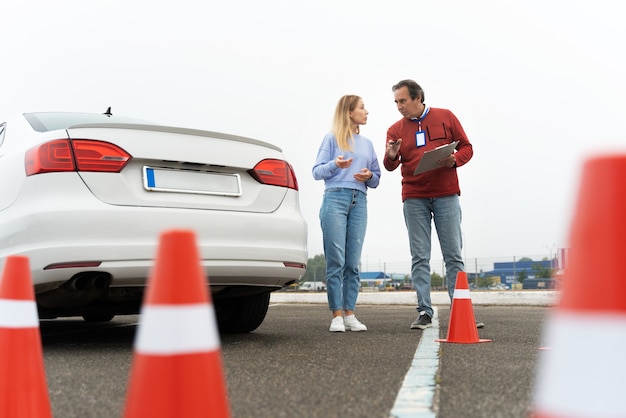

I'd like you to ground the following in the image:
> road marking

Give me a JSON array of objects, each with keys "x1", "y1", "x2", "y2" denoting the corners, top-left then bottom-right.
[{"x1": 389, "y1": 306, "x2": 439, "y2": 418}]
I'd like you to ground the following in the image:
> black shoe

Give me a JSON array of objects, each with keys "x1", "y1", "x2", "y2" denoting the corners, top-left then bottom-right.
[
  {"x1": 411, "y1": 311, "x2": 432, "y2": 329},
  {"x1": 476, "y1": 320, "x2": 485, "y2": 329}
]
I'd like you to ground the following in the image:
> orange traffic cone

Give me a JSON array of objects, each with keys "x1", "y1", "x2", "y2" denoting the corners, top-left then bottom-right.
[
  {"x1": 436, "y1": 271, "x2": 491, "y2": 344},
  {"x1": 0, "y1": 255, "x2": 53, "y2": 418},
  {"x1": 123, "y1": 230, "x2": 231, "y2": 418},
  {"x1": 533, "y1": 154, "x2": 626, "y2": 417}
]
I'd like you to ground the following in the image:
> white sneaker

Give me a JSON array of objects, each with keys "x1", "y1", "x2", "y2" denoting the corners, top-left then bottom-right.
[
  {"x1": 344, "y1": 315, "x2": 367, "y2": 332},
  {"x1": 329, "y1": 316, "x2": 345, "y2": 332}
]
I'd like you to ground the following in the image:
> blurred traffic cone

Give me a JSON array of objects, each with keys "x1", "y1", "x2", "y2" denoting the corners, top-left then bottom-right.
[
  {"x1": 0, "y1": 255, "x2": 53, "y2": 418},
  {"x1": 436, "y1": 271, "x2": 491, "y2": 344},
  {"x1": 123, "y1": 230, "x2": 231, "y2": 418},
  {"x1": 533, "y1": 155, "x2": 626, "y2": 417}
]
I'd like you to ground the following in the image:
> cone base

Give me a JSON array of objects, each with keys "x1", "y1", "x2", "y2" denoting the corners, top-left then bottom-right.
[
  {"x1": 436, "y1": 338, "x2": 492, "y2": 344},
  {"x1": 124, "y1": 352, "x2": 230, "y2": 418}
]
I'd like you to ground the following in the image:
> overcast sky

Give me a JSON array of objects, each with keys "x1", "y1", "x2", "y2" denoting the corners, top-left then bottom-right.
[{"x1": 3, "y1": 0, "x2": 625, "y2": 274}]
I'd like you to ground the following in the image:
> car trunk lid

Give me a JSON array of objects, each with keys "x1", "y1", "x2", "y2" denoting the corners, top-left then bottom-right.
[{"x1": 66, "y1": 123, "x2": 290, "y2": 213}]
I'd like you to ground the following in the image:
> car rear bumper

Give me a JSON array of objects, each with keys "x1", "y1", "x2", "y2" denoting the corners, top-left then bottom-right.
[{"x1": 0, "y1": 195, "x2": 308, "y2": 291}]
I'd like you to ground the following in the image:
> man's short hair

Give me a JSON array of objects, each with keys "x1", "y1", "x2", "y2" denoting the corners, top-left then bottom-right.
[{"x1": 392, "y1": 79, "x2": 425, "y2": 103}]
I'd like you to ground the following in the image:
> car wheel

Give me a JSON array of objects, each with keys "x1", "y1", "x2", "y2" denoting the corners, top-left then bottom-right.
[
  {"x1": 82, "y1": 313, "x2": 115, "y2": 322},
  {"x1": 215, "y1": 292, "x2": 270, "y2": 334}
]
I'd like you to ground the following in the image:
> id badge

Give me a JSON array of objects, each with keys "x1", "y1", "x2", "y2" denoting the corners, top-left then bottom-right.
[{"x1": 415, "y1": 131, "x2": 426, "y2": 147}]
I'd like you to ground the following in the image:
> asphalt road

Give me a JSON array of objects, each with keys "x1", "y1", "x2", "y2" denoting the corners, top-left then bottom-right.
[{"x1": 38, "y1": 302, "x2": 550, "y2": 418}]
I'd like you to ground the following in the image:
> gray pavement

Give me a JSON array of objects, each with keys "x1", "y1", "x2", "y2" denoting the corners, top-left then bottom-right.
[
  {"x1": 38, "y1": 292, "x2": 555, "y2": 418},
  {"x1": 271, "y1": 290, "x2": 557, "y2": 418}
]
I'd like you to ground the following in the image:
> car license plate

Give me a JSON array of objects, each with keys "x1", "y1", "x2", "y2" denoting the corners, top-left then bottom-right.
[{"x1": 143, "y1": 166, "x2": 241, "y2": 196}]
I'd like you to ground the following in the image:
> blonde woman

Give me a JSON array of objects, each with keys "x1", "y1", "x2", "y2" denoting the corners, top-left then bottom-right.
[{"x1": 312, "y1": 95, "x2": 381, "y2": 332}]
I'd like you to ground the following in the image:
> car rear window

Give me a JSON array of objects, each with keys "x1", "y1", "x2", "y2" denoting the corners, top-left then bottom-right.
[{"x1": 24, "y1": 112, "x2": 152, "y2": 132}]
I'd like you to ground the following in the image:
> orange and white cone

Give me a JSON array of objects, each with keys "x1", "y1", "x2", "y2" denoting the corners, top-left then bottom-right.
[
  {"x1": 0, "y1": 255, "x2": 53, "y2": 418},
  {"x1": 436, "y1": 271, "x2": 491, "y2": 344},
  {"x1": 123, "y1": 230, "x2": 231, "y2": 418},
  {"x1": 533, "y1": 155, "x2": 626, "y2": 417}
]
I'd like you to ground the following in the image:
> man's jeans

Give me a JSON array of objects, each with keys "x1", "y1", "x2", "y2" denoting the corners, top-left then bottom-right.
[
  {"x1": 403, "y1": 195, "x2": 464, "y2": 318},
  {"x1": 320, "y1": 188, "x2": 367, "y2": 312}
]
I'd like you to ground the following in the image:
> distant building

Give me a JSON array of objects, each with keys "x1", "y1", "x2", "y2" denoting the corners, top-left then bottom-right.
[
  {"x1": 476, "y1": 260, "x2": 553, "y2": 287},
  {"x1": 521, "y1": 277, "x2": 559, "y2": 289},
  {"x1": 360, "y1": 271, "x2": 391, "y2": 288}
]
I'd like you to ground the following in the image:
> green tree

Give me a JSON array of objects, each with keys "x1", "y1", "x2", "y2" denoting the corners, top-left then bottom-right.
[
  {"x1": 476, "y1": 276, "x2": 499, "y2": 288},
  {"x1": 515, "y1": 258, "x2": 532, "y2": 283},
  {"x1": 430, "y1": 272, "x2": 444, "y2": 289},
  {"x1": 533, "y1": 262, "x2": 554, "y2": 279},
  {"x1": 302, "y1": 254, "x2": 326, "y2": 283}
]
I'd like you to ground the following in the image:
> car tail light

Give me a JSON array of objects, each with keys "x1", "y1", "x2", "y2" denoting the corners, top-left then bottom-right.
[
  {"x1": 44, "y1": 261, "x2": 102, "y2": 270},
  {"x1": 249, "y1": 159, "x2": 299, "y2": 190},
  {"x1": 25, "y1": 139, "x2": 131, "y2": 176},
  {"x1": 283, "y1": 261, "x2": 306, "y2": 269}
]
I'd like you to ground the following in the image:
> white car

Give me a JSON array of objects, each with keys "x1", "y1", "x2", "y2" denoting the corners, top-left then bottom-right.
[
  {"x1": 0, "y1": 110, "x2": 308, "y2": 333},
  {"x1": 299, "y1": 281, "x2": 325, "y2": 292}
]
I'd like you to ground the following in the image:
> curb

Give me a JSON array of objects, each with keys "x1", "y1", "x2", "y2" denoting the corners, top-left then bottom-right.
[{"x1": 270, "y1": 290, "x2": 559, "y2": 306}]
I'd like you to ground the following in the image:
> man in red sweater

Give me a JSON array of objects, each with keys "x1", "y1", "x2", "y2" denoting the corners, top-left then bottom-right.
[{"x1": 383, "y1": 79, "x2": 483, "y2": 330}]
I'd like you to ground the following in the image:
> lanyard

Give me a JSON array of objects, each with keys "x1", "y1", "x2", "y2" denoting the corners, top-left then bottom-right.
[{"x1": 411, "y1": 106, "x2": 430, "y2": 131}]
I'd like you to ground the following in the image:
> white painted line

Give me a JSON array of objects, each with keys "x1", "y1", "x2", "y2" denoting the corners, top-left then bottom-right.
[{"x1": 389, "y1": 307, "x2": 440, "y2": 418}]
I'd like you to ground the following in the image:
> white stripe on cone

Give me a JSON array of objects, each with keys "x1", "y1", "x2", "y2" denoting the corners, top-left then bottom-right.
[
  {"x1": 0, "y1": 299, "x2": 39, "y2": 327},
  {"x1": 534, "y1": 311, "x2": 626, "y2": 417},
  {"x1": 135, "y1": 304, "x2": 220, "y2": 355},
  {"x1": 452, "y1": 289, "x2": 470, "y2": 299}
]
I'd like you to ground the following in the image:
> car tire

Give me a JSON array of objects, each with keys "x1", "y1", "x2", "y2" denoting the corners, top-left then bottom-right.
[{"x1": 215, "y1": 292, "x2": 270, "y2": 334}]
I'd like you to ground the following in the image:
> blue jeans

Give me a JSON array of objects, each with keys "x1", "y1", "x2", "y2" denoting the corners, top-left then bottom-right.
[
  {"x1": 319, "y1": 188, "x2": 367, "y2": 312},
  {"x1": 403, "y1": 195, "x2": 464, "y2": 318}
]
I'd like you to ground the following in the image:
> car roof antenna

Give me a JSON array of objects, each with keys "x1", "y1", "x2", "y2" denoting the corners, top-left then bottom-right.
[{"x1": 103, "y1": 107, "x2": 112, "y2": 116}]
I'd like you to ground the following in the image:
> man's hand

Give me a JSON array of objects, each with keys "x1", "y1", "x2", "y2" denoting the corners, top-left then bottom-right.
[
  {"x1": 386, "y1": 138, "x2": 402, "y2": 160},
  {"x1": 438, "y1": 154, "x2": 456, "y2": 168}
]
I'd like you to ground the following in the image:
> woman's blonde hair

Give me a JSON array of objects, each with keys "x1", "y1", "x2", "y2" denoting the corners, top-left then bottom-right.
[{"x1": 332, "y1": 95, "x2": 361, "y2": 151}]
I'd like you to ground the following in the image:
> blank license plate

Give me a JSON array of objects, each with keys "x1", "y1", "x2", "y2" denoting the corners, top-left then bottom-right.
[{"x1": 143, "y1": 166, "x2": 241, "y2": 196}]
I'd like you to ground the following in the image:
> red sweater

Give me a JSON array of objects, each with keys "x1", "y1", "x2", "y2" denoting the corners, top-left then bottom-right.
[{"x1": 383, "y1": 107, "x2": 473, "y2": 201}]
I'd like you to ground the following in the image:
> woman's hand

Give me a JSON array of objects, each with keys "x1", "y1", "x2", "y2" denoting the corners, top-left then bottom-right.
[
  {"x1": 335, "y1": 155, "x2": 353, "y2": 169},
  {"x1": 354, "y1": 168, "x2": 373, "y2": 182}
]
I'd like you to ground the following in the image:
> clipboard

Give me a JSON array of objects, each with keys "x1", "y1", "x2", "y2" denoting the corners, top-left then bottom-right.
[{"x1": 413, "y1": 141, "x2": 459, "y2": 175}]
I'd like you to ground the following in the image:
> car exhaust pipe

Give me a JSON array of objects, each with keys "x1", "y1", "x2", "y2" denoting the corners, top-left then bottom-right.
[
  {"x1": 68, "y1": 275, "x2": 90, "y2": 290},
  {"x1": 37, "y1": 272, "x2": 113, "y2": 309},
  {"x1": 64, "y1": 273, "x2": 111, "y2": 291},
  {"x1": 91, "y1": 274, "x2": 112, "y2": 290}
]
